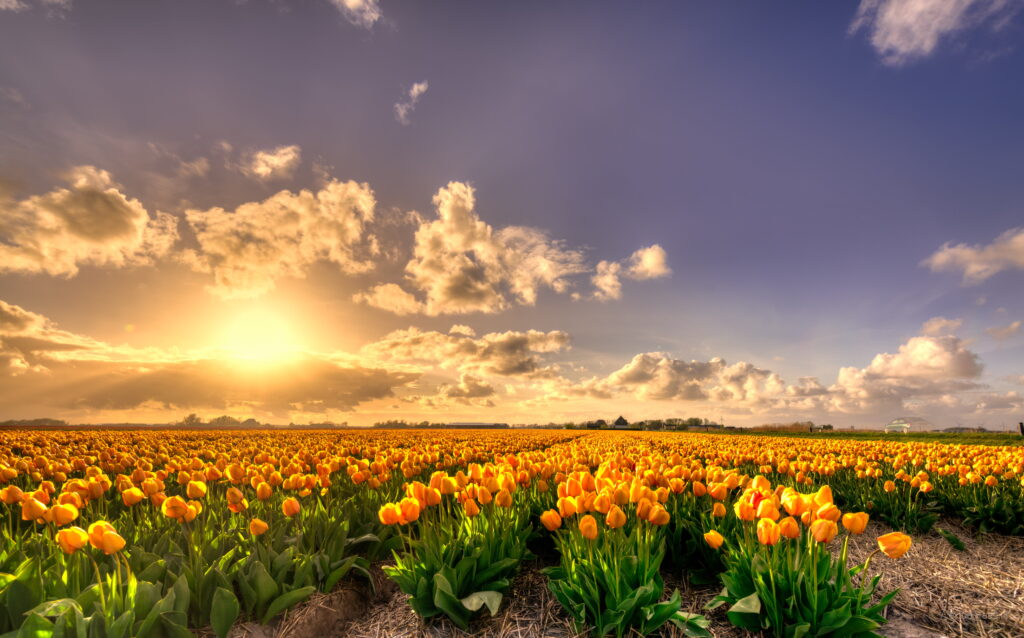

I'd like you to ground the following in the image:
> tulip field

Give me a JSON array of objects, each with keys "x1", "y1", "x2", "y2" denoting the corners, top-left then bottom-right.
[{"x1": 0, "y1": 429, "x2": 1022, "y2": 637}]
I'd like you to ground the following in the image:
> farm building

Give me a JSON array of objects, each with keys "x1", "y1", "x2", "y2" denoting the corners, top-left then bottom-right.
[{"x1": 883, "y1": 417, "x2": 932, "y2": 434}]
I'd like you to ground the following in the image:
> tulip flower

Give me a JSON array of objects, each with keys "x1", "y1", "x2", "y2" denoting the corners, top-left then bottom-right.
[
  {"x1": 605, "y1": 504, "x2": 627, "y2": 529},
  {"x1": 378, "y1": 503, "x2": 402, "y2": 525},
  {"x1": 816, "y1": 503, "x2": 841, "y2": 523},
  {"x1": 249, "y1": 518, "x2": 269, "y2": 536},
  {"x1": 400, "y1": 497, "x2": 421, "y2": 523},
  {"x1": 162, "y1": 495, "x2": 189, "y2": 520},
  {"x1": 463, "y1": 498, "x2": 480, "y2": 518},
  {"x1": 56, "y1": 527, "x2": 89, "y2": 554},
  {"x1": 282, "y1": 497, "x2": 301, "y2": 517},
  {"x1": 809, "y1": 518, "x2": 838, "y2": 544},
  {"x1": 495, "y1": 488, "x2": 513, "y2": 508},
  {"x1": 877, "y1": 532, "x2": 912, "y2": 559},
  {"x1": 757, "y1": 518, "x2": 781, "y2": 546},
  {"x1": 704, "y1": 530, "x2": 724, "y2": 550},
  {"x1": 186, "y1": 480, "x2": 207, "y2": 499},
  {"x1": 647, "y1": 504, "x2": 670, "y2": 526},
  {"x1": 540, "y1": 509, "x2": 562, "y2": 531},
  {"x1": 88, "y1": 521, "x2": 125, "y2": 554},
  {"x1": 579, "y1": 514, "x2": 598, "y2": 540},
  {"x1": 712, "y1": 502, "x2": 726, "y2": 517},
  {"x1": 21, "y1": 497, "x2": 47, "y2": 522},
  {"x1": 51, "y1": 503, "x2": 79, "y2": 526},
  {"x1": 841, "y1": 512, "x2": 869, "y2": 535},
  {"x1": 122, "y1": 487, "x2": 145, "y2": 507},
  {"x1": 778, "y1": 516, "x2": 800, "y2": 539},
  {"x1": 256, "y1": 482, "x2": 272, "y2": 501}
]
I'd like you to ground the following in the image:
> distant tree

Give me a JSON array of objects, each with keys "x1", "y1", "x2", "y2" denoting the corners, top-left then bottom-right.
[{"x1": 180, "y1": 413, "x2": 203, "y2": 427}]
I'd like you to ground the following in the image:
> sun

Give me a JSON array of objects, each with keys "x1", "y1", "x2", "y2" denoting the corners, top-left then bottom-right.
[{"x1": 216, "y1": 307, "x2": 306, "y2": 362}]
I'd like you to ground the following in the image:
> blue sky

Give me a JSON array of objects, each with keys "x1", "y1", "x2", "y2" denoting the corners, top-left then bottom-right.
[{"x1": 1, "y1": 0, "x2": 1023, "y2": 427}]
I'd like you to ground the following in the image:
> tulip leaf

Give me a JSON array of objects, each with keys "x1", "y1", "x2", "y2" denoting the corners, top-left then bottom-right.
[
  {"x1": 210, "y1": 588, "x2": 240, "y2": 638},
  {"x1": 260, "y1": 586, "x2": 315, "y2": 624},
  {"x1": 460, "y1": 590, "x2": 502, "y2": 616}
]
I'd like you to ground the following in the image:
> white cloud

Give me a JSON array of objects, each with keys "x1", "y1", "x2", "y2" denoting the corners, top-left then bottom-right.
[
  {"x1": 329, "y1": 0, "x2": 381, "y2": 29},
  {"x1": 437, "y1": 373, "x2": 495, "y2": 401},
  {"x1": 626, "y1": 244, "x2": 671, "y2": 279},
  {"x1": 592, "y1": 260, "x2": 623, "y2": 301},
  {"x1": 0, "y1": 0, "x2": 70, "y2": 12},
  {"x1": 850, "y1": 0, "x2": 1022, "y2": 66},
  {"x1": 357, "y1": 182, "x2": 589, "y2": 315},
  {"x1": 921, "y1": 316, "x2": 963, "y2": 336},
  {"x1": 0, "y1": 166, "x2": 178, "y2": 277},
  {"x1": 924, "y1": 227, "x2": 1024, "y2": 283},
  {"x1": 183, "y1": 179, "x2": 376, "y2": 299},
  {"x1": 987, "y1": 320, "x2": 1021, "y2": 341},
  {"x1": 362, "y1": 326, "x2": 571, "y2": 378},
  {"x1": 591, "y1": 244, "x2": 671, "y2": 301},
  {"x1": 394, "y1": 81, "x2": 429, "y2": 126},
  {"x1": 241, "y1": 145, "x2": 302, "y2": 181}
]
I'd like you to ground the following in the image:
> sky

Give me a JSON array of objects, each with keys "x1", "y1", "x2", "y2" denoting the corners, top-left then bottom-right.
[{"x1": 1, "y1": 0, "x2": 1024, "y2": 428}]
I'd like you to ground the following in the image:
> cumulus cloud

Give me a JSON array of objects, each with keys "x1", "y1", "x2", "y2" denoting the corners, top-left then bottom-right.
[
  {"x1": 362, "y1": 326, "x2": 570, "y2": 378},
  {"x1": 850, "y1": 0, "x2": 1022, "y2": 66},
  {"x1": 987, "y1": 320, "x2": 1022, "y2": 341},
  {"x1": 921, "y1": 316, "x2": 963, "y2": 336},
  {"x1": 183, "y1": 179, "x2": 376, "y2": 299},
  {"x1": 437, "y1": 373, "x2": 495, "y2": 401},
  {"x1": 0, "y1": 166, "x2": 178, "y2": 277},
  {"x1": 626, "y1": 244, "x2": 672, "y2": 279},
  {"x1": 357, "y1": 182, "x2": 589, "y2": 315},
  {"x1": 0, "y1": 0, "x2": 70, "y2": 13},
  {"x1": 241, "y1": 145, "x2": 302, "y2": 181},
  {"x1": 394, "y1": 81, "x2": 429, "y2": 126},
  {"x1": 924, "y1": 227, "x2": 1024, "y2": 283},
  {"x1": 591, "y1": 244, "x2": 671, "y2": 301},
  {"x1": 329, "y1": 0, "x2": 381, "y2": 29}
]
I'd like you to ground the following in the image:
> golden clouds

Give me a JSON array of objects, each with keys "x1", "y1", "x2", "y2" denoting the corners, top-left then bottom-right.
[{"x1": 0, "y1": 166, "x2": 178, "y2": 277}]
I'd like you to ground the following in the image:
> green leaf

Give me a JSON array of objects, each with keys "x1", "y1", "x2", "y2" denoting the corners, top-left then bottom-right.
[
  {"x1": 460, "y1": 591, "x2": 502, "y2": 616},
  {"x1": 251, "y1": 562, "x2": 279, "y2": 608},
  {"x1": 211, "y1": 588, "x2": 240, "y2": 638},
  {"x1": 159, "y1": 611, "x2": 195, "y2": 638},
  {"x1": 729, "y1": 592, "x2": 761, "y2": 615},
  {"x1": 108, "y1": 610, "x2": 135, "y2": 638},
  {"x1": 260, "y1": 586, "x2": 316, "y2": 624},
  {"x1": 15, "y1": 613, "x2": 54, "y2": 638}
]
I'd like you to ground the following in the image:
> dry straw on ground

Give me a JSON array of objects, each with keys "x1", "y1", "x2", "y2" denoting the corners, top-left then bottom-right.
[{"x1": 208, "y1": 518, "x2": 1024, "y2": 638}]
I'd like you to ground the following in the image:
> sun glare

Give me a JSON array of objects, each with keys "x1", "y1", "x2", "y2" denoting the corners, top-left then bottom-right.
[{"x1": 217, "y1": 308, "x2": 306, "y2": 363}]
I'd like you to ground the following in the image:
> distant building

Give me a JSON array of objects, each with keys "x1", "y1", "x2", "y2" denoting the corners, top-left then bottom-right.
[
  {"x1": 586, "y1": 419, "x2": 607, "y2": 429},
  {"x1": 884, "y1": 417, "x2": 932, "y2": 434}
]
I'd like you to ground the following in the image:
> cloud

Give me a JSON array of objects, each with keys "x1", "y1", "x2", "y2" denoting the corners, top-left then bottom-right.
[
  {"x1": 362, "y1": 326, "x2": 570, "y2": 378},
  {"x1": 987, "y1": 320, "x2": 1022, "y2": 341},
  {"x1": 329, "y1": 0, "x2": 381, "y2": 29},
  {"x1": 0, "y1": 166, "x2": 179, "y2": 277},
  {"x1": 921, "y1": 316, "x2": 963, "y2": 336},
  {"x1": 626, "y1": 244, "x2": 671, "y2": 279},
  {"x1": 850, "y1": 0, "x2": 1022, "y2": 66},
  {"x1": 591, "y1": 244, "x2": 671, "y2": 301},
  {"x1": 592, "y1": 261, "x2": 623, "y2": 301},
  {"x1": 437, "y1": 373, "x2": 496, "y2": 401},
  {"x1": 924, "y1": 227, "x2": 1024, "y2": 283},
  {"x1": 352, "y1": 283, "x2": 424, "y2": 315},
  {"x1": 394, "y1": 81, "x2": 429, "y2": 126},
  {"x1": 0, "y1": 0, "x2": 70, "y2": 13},
  {"x1": 357, "y1": 182, "x2": 589, "y2": 315},
  {"x1": 0, "y1": 87, "x2": 28, "y2": 109},
  {"x1": 0, "y1": 298, "x2": 417, "y2": 415},
  {"x1": 241, "y1": 145, "x2": 302, "y2": 181},
  {"x1": 183, "y1": 179, "x2": 376, "y2": 299}
]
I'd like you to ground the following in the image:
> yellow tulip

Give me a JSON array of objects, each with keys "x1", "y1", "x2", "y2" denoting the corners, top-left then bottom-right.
[
  {"x1": 605, "y1": 504, "x2": 627, "y2": 529},
  {"x1": 51, "y1": 503, "x2": 78, "y2": 526},
  {"x1": 841, "y1": 512, "x2": 869, "y2": 535},
  {"x1": 579, "y1": 514, "x2": 598, "y2": 540},
  {"x1": 778, "y1": 516, "x2": 800, "y2": 539},
  {"x1": 757, "y1": 518, "x2": 780, "y2": 546},
  {"x1": 186, "y1": 480, "x2": 207, "y2": 499},
  {"x1": 809, "y1": 519, "x2": 838, "y2": 544},
  {"x1": 56, "y1": 527, "x2": 89, "y2": 554},
  {"x1": 122, "y1": 487, "x2": 145, "y2": 507}
]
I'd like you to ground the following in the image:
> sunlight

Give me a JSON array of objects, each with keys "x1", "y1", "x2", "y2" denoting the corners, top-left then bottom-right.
[{"x1": 216, "y1": 307, "x2": 306, "y2": 363}]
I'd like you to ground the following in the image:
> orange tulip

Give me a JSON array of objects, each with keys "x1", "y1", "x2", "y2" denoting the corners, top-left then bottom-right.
[
  {"x1": 56, "y1": 527, "x2": 89, "y2": 554},
  {"x1": 605, "y1": 504, "x2": 627, "y2": 529},
  {"x1": 647, "y1": 504, "x2": 670, "y2": 526},
  {"x1": 877, "y1": 532, "x2": 912, "y2": 559},
  {"x1": 463, "y1": 498, "x2": 480, "y2": 518},
  {"x1": 712, "y1": 502, "x2": 726, "y2": 518},
  {"x1": 378, "y1": 503, "x2": 402, "y2": 525},
  {"x1": 816, "y1": 503, "x2": 841, "y2": 523},
  {"x1": 256, "y1": 482, "x2": 272, "y2": 501},
  {"x1": 249, "y1": 518, "x2": 269, "y2": 536},
  {"x1": 51, "y1": 503, "x2": 78, "y2": 526},
  {"x1": 778, "y1": 516, "x2": 800, "y2": 539},
  {"x1": 162, "y1": 495, "x2": 188, "y2": 519},
  {"x1": 400, "y1": 497, "x2": 421, "y2": 523},
  {"x1": 540, "y1": 509, "x2": 562, "y2": 531},
  {"x1": 809, "y1": 518, "x2": 838, "y2": 544},
  {"x1": 841, "y1": 512, "x2": 869, "y2": 535},
  {"x1": 122, "y1": 487, "x2": 145, "y2": 507},
  {"x1": 495, "y1": 488, "x2": 513, "y2": 508},
  {"x1": 704, "y1": 530, "x2": 724, "y2": 550},
  {"x1": 186, "y1": 480, "x2": 207, "y2": 499},
  {"x1": 757, "y1": 518, "x2": 780, "y2": 546},
  {"x1": 21, "y1": 497, "x2": 47, "y2": 522},
  {"x1": 579, "y1": 514, "x2": 598, "y2": 540},
  {"x1": 87, "y1": 521, "x2": 125, "y2": 554},
  {"x1": 282, "y1": 497, "x2": 300, "y2": 517}
]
